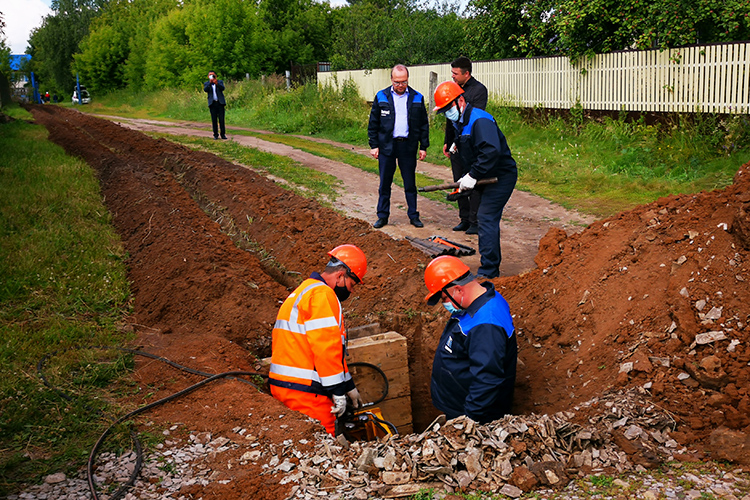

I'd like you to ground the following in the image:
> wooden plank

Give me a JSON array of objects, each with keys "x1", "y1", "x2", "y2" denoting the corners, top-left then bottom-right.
[{"x1": 347, "y1": 331, "x2": 412, "y2": 432}]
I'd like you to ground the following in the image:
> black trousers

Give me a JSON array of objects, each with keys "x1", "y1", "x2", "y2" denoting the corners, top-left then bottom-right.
[
  {"x1": 209, "y1": 102, "x2": 226, "y2": 138},
  {"x1": 450, "y1": 152, "x2": 480, "y2": 225}
]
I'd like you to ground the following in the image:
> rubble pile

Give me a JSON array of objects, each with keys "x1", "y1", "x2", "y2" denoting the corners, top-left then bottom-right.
[{"x1": 272, "y1": 389, "x2": 690, "y2": 499}]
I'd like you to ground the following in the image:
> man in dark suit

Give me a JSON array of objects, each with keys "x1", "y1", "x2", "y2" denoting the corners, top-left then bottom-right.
[
  {"x1": 443, "y1": 57, "x2": 488, "y2": 235},
  {"x1": 367, "y1": 64, "x2": 430, "y2": 229},
  {"x1": 204, "y1": 71, "x2": 227, "y2": 140}
]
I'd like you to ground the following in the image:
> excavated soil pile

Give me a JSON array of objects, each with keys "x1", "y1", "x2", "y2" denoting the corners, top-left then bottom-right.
[{"x1": 28, "y1": 105, "x2": 750, "y2": 497}]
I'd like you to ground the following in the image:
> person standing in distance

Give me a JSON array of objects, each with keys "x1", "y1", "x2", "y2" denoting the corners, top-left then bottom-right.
[
  {"x1": 204, "y1": 71, "x2": 227, "y2": 140},
  {"x1": 368, "y1": 64, "x2": 430, "y2": 229},
  {"x1": 443, "y1": 57, "x2": 488, "y2": 235},
  {"x1": 433, "y1": 81, "x2": 517, "y2": 279},
  {"x1": 424, "y1": 256, "x2": 517, "y2": 422}
]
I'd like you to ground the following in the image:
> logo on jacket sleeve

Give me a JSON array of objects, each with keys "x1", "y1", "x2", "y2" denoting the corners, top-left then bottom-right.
[{"x1": 444, "y1": 335, "x2": 453, "y2": 353}]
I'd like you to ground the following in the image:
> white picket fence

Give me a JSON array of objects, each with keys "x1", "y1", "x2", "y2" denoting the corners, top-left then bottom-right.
[{"x1": 318, "y1": 42, "x2": 750, "y2": 114}]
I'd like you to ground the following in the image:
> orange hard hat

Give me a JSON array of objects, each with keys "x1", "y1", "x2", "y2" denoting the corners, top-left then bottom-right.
[
  {"x1": 433, "y1": 81, "x2": 464, "y2": 113},
  {"x1": 424, "y1": 255, "x2": 473, "y2": 305},
  {"x1": 328, "y1": 244, "x2": 367, "y2": 283}
]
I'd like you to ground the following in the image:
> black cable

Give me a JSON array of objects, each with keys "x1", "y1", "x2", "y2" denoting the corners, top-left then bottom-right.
[
  {"x1": 347, "y1": 361, "x2": 389, "y2": 406},
  {"x1": 87, "y1": 370, "x2": 265, "y2": 500},
  {"x1": 37, "y1": 346, "x2": 268, "y2": 500}
]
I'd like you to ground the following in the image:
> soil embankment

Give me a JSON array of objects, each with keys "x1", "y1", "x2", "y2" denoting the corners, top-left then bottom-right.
[{"x1": 29, "y1": 105, "x2": 750, "y2": 498}]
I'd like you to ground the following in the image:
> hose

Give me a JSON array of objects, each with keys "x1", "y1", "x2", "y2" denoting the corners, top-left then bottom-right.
[
  {"x1": 39, "y1": 353, "x2": 394, "y2": 499},
  {"x1": 37, "y1": 346, "x2": 268, "y2": 500}
]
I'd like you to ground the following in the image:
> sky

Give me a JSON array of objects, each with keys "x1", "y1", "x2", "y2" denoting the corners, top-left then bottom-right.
[{"x1": 1, "y1": 0, "x2": 52, "y2": 54}]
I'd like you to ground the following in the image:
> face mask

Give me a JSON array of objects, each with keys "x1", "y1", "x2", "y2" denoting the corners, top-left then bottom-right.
[
  {"x1": 444, "y1": 105, "x2": 460, "y2": 122},
  {"x1": 334, "y1": 285, "x2": 351, "y2": 302},
  {"x1": 442, "y1": 301, "x2": 460, "y2": 314}
]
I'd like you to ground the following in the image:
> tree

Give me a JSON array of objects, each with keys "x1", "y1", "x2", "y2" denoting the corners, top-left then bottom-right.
[
  {"x1": 330, "y1": 0, "x2": 466, "y2": 70},
  {"x1": 464, "y1": 0, "x2": 750, "y2": 61},
  {"x1": 143, "y1": 0, "x2": 264, "y2": 88},
  {"x1": 0, "y1": 11, "x2": 12, "y2": 107},
  {"x1": 74, "y1": 0, "x2": 177, "y2": 92},
  {"x1": 28, "y1": 0, "x2": 108, "y2": 92}
]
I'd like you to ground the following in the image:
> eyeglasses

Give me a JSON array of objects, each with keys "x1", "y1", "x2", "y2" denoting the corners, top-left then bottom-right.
[
  {"x1": 392, "y1": 80, "x2": 408, "y2": 87},
  {"x1": 346, "y1": 271, "x2": 361, "y2": 285}
]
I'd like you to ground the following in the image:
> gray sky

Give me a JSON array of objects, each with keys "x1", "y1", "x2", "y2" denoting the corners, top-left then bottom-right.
[{"x1": 1, "y1": 0, "x2": 52, "y2": 54}]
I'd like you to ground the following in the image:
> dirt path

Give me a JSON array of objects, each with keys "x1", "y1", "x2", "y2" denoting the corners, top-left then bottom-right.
[{"x1": 97, "y1": 114, "x2": 595, "y2": 277}]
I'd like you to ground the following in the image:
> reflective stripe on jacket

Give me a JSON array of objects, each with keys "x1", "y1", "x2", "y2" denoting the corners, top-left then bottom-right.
[{"x1": 269, "y1": 275, "x2": 353, "y2": 396}]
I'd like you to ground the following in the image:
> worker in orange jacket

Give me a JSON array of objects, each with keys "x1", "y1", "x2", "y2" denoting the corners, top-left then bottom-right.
[{"x1": 269, "y1": 244, "x2": 367, "y2": 434}]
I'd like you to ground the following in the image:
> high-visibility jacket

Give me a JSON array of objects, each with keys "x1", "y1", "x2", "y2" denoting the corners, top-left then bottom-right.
[{"x1": 269, "y1": 273, "x2": 355, "y2": 397}]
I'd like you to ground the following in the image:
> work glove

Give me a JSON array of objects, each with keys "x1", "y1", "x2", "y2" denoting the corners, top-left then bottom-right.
[
  {"x1": 347, "y1": 387, "x2": 364, "y2": 409},
  {"x1": 330, "y1": 394, "x2": 347, "y2": 417},
  {"x1": 458, "y1": 173, "x2": 477, "y2": 192}
]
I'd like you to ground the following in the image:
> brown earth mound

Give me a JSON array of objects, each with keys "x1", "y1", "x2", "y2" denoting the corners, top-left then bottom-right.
[{"x1": 28, "y1": 105, "x2": 750, "y2": 497}]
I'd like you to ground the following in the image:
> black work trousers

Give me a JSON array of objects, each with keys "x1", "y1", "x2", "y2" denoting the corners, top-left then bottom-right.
[
  {"x1": 450, "y1": 151, "x2": 480, "y2": 225},
  {"x1": 209, "y1": 102, "x2": 226, "y2": 138}
]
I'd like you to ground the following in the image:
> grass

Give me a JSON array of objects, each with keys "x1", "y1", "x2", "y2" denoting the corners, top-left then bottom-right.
[
  {"x1": 0, "y1": 104, "x2": 133, "y2": 495},
  {"x1": 89, "y1": 81, "x2": 750, "y2": 218},
  {"x1": 152, "y1": 132, "x2": 344, "y2": 204}
]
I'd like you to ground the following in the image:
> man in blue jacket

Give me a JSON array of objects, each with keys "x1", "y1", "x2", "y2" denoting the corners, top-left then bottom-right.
[
  {"x1": 424, "y1": 255, "x2": 517, "y2": 422},
  {"x1": 204, "y1": 71, "x2": 227, "y2": 140},
  {"x1": 433, "y1": 81, "x2": 517, "y2": 279},
  {"x1": 367, "y1": 65, "x2": 430, "y2": 229}
]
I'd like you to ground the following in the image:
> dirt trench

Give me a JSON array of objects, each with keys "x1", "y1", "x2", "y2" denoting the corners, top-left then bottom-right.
[{"x1": 28, "y1": 105, "x2": 750, "y2": 497}]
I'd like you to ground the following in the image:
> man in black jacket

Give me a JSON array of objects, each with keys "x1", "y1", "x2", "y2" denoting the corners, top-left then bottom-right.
[
  {"x1": 443, "y1": 57, "x2": 488, "y2": 235},
  {"x1": 367, "y1": 65, "x2": 430, "y2": 229},
  {"x1": 204, "y1": 71, "x2": 227, "y2": 140},
  {"x1": 424, "y1": 256, "x2": 517, "y2": 422}
]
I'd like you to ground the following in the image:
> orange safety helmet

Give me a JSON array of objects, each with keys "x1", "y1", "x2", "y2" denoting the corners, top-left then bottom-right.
[
  {"x1": 433, "y1": 81, "x2": 464, "y2": 113},
  {"x1": 424, "y1": 255, "x2": 473, "y2": 305},
  {"x1": 328, "y1": 244, "x2": 367, "y2": 283}
]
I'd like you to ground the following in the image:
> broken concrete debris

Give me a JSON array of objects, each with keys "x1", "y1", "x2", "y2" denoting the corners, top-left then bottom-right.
[{"x1": 268, "y1": 389, "x2": 685, "y2": 498}]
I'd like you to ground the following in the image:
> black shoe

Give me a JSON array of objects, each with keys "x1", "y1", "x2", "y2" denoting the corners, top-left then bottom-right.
[
  {"x1": 410, "y1": 217, "x2": 424, "y2": 228},
  {"x1": 213, "y1": 136, "x2": 219, "y2": 140},
  {"x1": 220, "y1": 135, "x2": 228, "y2": 140},
  {"x1": 466, "y1": 224, "x2": 479, "y2": 235},
  {"x1": 373, "y1": 217, "x2": 388, "y2": 229},
  {"x1": 452, "y1": 221, "x2": 471, "y2": 232}
]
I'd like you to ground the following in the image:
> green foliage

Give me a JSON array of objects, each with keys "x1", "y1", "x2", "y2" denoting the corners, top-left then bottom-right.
[
  {"x1": 74, "y1": 0, "x2": 177, "y2": 93},
  {"x1": 330, "y1": 1, "x2": 465, "y2": 70},
  {"x1": 465, "y1": 0, "x2": 750, "y2": 60},
  {"x1": 27, "y1": 0, "x2": 107, "y2": 93},
  {"x1": 0, "y1": 108, "x2": 132, "y2": 494}
]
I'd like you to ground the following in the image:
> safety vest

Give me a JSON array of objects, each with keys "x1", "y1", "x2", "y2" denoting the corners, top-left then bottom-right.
[{"x1": 269, "y1": 277, "x2": 352, "y2": 395}]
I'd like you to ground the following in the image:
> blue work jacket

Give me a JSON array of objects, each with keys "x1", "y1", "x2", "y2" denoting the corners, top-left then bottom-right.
[
  {"x1": 431, "y1": 283, "x2": 517, "y2": 423},
  {"x1": 367, "y1": 86, "x2": 430, "y2": 156},
  {"x1": 454, "y1": 104, "x2": 517, "y2": 180}
]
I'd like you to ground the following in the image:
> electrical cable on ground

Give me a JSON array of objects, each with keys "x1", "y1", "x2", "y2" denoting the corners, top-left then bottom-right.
[
  {"x1": 37, "y1": 346, "x2": 268, "y2": 500},
  {"x1": 38, "y1": 350, "x2": 396, "y2": 500}
]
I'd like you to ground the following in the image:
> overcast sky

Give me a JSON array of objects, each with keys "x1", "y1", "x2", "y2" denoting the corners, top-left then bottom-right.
[{"x1": 1, "y1": 0, "x2": 52, "y2": 54}]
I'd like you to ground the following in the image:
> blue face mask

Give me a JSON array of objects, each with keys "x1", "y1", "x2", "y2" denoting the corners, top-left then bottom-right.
[
  {"x1": 442, "y1": 301, "x2": 461, "y2": 314},
  {"x1": 444, "y1": 105, "x2": 460, "y2": 122}
]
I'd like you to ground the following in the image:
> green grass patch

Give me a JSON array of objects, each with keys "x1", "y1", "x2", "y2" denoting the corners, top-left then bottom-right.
[
  {"x1": 154, "y1": 133, "x2": 343, "y2": 203},
  {"x1": 0, "y1": 105, "x2": 133, "y2": 495}
]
